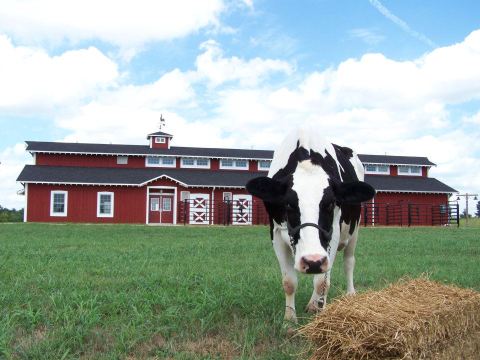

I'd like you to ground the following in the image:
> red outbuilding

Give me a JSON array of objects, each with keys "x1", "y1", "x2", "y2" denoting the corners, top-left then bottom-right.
[{"x1": 17, "y1": 131, "x2": 457, "y2": 226}]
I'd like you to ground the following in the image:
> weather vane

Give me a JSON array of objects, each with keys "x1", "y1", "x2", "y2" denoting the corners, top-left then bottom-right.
[{"x1": 159, "y1": 114, "x2": 166, "y2": 131}]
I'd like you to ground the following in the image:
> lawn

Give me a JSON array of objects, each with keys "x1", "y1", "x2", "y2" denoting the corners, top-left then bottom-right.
[{"x1": 0, "y1": 224, "x2": 479, "y2": 359}]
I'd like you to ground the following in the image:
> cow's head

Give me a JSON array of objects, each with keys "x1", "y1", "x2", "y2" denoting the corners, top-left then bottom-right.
[{"x1": 246, "y1": 159, "x2": 375, "y2": 274}]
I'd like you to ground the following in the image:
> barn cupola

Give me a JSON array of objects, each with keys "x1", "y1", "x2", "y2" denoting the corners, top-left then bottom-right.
[{"x1": 147, "y1": 131, "x2": 173, "y2": 149}]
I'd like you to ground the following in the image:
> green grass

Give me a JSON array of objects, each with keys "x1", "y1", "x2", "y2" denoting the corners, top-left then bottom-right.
[{"x1": 0, "y1": 224, "x2": 479, "y2": 359}]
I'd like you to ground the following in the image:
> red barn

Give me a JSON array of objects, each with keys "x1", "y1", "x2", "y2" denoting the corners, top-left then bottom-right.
[{"x1": 17, "y1": 131, "x2": 457, "y2": 226}]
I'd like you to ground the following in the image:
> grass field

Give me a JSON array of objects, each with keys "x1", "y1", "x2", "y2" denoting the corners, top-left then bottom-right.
[{"x1": 0, "y1": 224, "x2": 479, "y2": 359}]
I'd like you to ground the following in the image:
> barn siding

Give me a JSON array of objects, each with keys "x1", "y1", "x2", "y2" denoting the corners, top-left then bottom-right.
[
  {"x1": 27, "y1": 184, "x2": 146, "y2": 223},
  {"x1": 36, "y1": 154, "x2": 146, "y2": 168}
]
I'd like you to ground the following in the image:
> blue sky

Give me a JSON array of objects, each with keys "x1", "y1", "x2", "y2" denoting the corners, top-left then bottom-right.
[{"x1": 0, "y1": 0, "x2": 479, "y2": 211}]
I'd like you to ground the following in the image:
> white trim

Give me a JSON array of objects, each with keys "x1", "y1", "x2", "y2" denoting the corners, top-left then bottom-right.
[
  {"x1": 155, "y1": 137, "x2": 166, "y2": 144},
  {"x1": 33, "y1": 153, "x2": 37, "y2": 165},
  {"x1": 117, "y1": 156, "x2": 128, "y2": 165},
  {"x1": 258, "y1": 160, "x2": 271, "y2": 170},
  {"x1": 146, "y1": 186, "x2": 177, "y2": 225},
  {"x1": 50, "y1": 190, "x2": 68, "y2": 217},
  {"x1": 180, "y1": 191, "x2": 190, "y2": 201},
  {"x1": 219, "y1": 158, "x2": 249, "y2": 170},
  {"x1": 364, "y1": 164, "x2": 390, "y2": 175},
  {"x1": 397, "y1": 165, "x2": 422, "y2": 176},
  {"x1": 145, "y1": 156, "x2": 176, "y2": 168},
  {"x1": 24, "y1": 183, "x2": 28, "y2": 222},
  {"x1": 27, "y1": 149, "x2": 273, "y2": 161},
  {"x1": 363, "y1": 161, "x2": 434, "y2": 167},
  {"x1": 97, "y1": 191, "x2": 114, "y2": 218},
  {"x1": 180, "y1": 157, "x2": 211, "y2": 169},
  {"x1": 20, "y1": 180, "x2": 140, "y2": 187},
  {"x1": 376, "y1": 190, "x2": 455, "y2": 194}
]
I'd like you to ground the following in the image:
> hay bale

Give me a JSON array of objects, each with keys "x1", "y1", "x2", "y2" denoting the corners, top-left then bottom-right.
[{"x1": 299, "y1": 278, "x2": 480, "y2": 359}]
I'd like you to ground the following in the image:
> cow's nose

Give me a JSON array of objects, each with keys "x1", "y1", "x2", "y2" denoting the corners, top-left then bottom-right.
[{"x1": 300, "y1": 255, "x2": 328, "y2": 274}]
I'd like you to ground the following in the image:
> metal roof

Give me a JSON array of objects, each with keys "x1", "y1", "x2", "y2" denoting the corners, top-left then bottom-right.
[
  {"x1": 25, "y1": 141, "x2": 274, "y2": 160},
  {"x1": 25, "y1": 141, "x2": 436, "y2": 166},
  {"x1": 358, "y1": 154, "x2": 435, "y2": 166},
  {"x1": 17, "y1": 165, "x2": 264, "y2": 188},
  {"x1": 147, "y1": 131, "x2": 173, "y2": 138},
  {"x1": 364, "y1": 175, "x2": 456, "y2": 194},
  {"x1": 18, "y1": 165, "x2": 456, "y2": 194}
]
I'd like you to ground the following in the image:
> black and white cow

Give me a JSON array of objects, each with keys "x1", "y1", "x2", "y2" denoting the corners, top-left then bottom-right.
[{"x1": 246, "y1": 128, "x2": 375, "y2": 322}]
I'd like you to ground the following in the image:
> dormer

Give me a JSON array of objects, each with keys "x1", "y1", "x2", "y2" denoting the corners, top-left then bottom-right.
[{"x1": 147, "y1": 131, "x2": 173, "y2": 149}]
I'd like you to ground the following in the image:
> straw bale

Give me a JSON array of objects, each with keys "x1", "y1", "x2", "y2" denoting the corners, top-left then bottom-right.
[{"x1": 299, "y1": 278, "x2": 480, "y2": 359}]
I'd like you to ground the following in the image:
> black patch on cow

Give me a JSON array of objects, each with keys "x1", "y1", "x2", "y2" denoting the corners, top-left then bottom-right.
[
  {"x1": 272, "y1": 143, "x2": 309, "y2": 181},
  {"x1": 318, "y1": 186, "x2": 335, "y2": 248},
  {"x1": 332, "y1": 144, "x2": 362, "y2": 235},
  {"x1": 309, "y1": 149, "x2": 341, "y2": 181}
]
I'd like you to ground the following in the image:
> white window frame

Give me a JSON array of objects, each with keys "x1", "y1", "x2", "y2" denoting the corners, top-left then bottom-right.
[
  {"x1": 162, "y1": 197, "x2": 172, "y2": 211},
  {"x1": 398, "y1": 165, "x2": 422, "y2": 176},
  {"x1": 258, "y1": 160, "x2": 271, "y2": 170},
  {"x1": 155, "y1": 137, "x2": 166, "y2": 144},
  {"x1": 145, "y1": 156, "x2": 176, "y2": 168},
  {"x1": 364, "y1": 164, "x2": 390, "y2": 175},
  {"x1": 219, "y1": 158, "x2": 249, "y2": 170},
  {"x1": 180, "y1": 157, "x2": 211, "y2": 169},
  {"x1": 117, "y1": 156, "x2": 128, "y2": 165},
  {"x1": 50, "y1": 190, "x2": 68, "y2": 217},
  {"x1": 97, "y1": 192, "x2": 114, "y2": 218},
  {"x1": 180, "y1": 191, "x2": 190, "y2": 201},
  {"x1": 150, "y1": 198, "x2": 160, "y2": 211},
  {"x1": 223, "y1": 192, "x2": 233, "y2": 201}
]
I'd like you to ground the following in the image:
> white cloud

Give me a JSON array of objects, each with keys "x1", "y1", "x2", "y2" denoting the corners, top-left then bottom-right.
[
  {"x1": 0, "y1": 0, "x2": 225, "y2": 48},
  {"x1": 0, "y1": 35, "x2": 118, "y2": 114},
  {"x1": 195, "y1": 40, "x2": 293, "y2": 87}
]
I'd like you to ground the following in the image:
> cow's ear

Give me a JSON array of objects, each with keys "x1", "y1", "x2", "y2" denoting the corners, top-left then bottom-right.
[
  {"x1": 246, "y1": 176, "x2": 288, "y2": 203},
  {"x1": 331, "y1": 179, "x2": 376, "y2": 204}
]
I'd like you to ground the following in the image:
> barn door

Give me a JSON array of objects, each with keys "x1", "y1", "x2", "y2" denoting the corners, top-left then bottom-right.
[
  {"x1": 232, "y1": 194, "x2": 252, "y2": 225},
  {"x1": 189, "y1": 194, "x2": 210, "y2": 224}
]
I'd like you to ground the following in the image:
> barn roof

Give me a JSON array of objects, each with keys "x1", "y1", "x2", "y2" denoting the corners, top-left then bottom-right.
[
  {"x1": 25, "y1": 141, "x2": 274, "y2": 160},
  {"x1": 18, "y1": 165, "x2": 456, "y2": 193},
  {"x1": 25, "y1": 141, "x2": 437, "y2": 166},
  {"x1": 358, "y1": 154, "x2": 436, "y2": 166},
  {"x1": 146, "y1": 131, "x2": 173, "y2": 138},
  {"x1": 17, "y1": 165, "x2": 264, "y2": 188},
  {"x1": 365, "y1": 175, "x2": 457, "y2": 194}
]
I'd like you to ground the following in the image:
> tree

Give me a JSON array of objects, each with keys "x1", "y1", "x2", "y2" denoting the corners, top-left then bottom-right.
[
  {"x1": 0, "y1": 205, "x2": 24, "y2": 222},
  {"x1": 476, "y1": 201, "x2": 480, "y2": 218}
]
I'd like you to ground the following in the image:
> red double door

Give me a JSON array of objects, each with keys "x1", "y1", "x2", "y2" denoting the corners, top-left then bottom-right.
[{"x1": 148, "y1": 193, "x2": 174, "y2": 224}]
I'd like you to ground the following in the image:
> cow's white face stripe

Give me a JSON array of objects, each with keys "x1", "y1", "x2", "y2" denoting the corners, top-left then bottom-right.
[{"x1": 292, "y1": 160, "x2": 331, "y2": 271}]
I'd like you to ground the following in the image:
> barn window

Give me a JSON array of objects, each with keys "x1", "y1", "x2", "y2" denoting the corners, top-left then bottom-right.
[
  {"x1": 180, "y1": 191, "x2": 190, "y2": 201},
  {"x1": 180, "y1": 157, "x2": 210, "y2": 169},
  {"x1": 364, "y1": 164, "x2": 390, "y2": 175},
  {"x1": 146, "y1": 156, "x2": 176, "y2": 167},
  {"x1": 117, "y1": 156, "x2": 128, "y2": 164},
  {"x1": 155, "y1": 137, "x2": 166, "y2": 144},
  {"x1": 258, "y1": 160, "x2": 271, "y2": 170},
  {"x1": 398, "y1": 165, "x2": 422, "y2": 176},
  {"x1": 220, "y1": 159, "x2": 249, "y2": 170},
  {"x1": 50, "y1": 191, "x2": 68, "y2": 217},
  {"x1": 97, "y1": 192, "x2": 114, "y2": 218},
  {"x1": 162, "y1": 198, "x2": 172, "y2": 211}
]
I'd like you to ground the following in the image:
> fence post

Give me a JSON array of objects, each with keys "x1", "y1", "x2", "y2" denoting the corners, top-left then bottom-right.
[
  {"x1": 456, "y1": 203, "x2": 460, "y2": 227},
  {"x1": 363, "y1": 204, "x2": 368, "y2": 227},
  {"x1": 407, "y1": 203, "x2": 412, "y2": 227},
  {"x1": 183, "y1": 199, "x2": 187, "y2": 225}
]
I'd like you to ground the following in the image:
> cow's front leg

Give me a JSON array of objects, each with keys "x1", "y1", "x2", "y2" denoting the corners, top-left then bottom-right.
[
  {"x1": 306, "y1": 272, "x2": 330, "y2": 313},
  {"x1": 273, "y1": 231, "x2": 298, "y2": 323}
]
